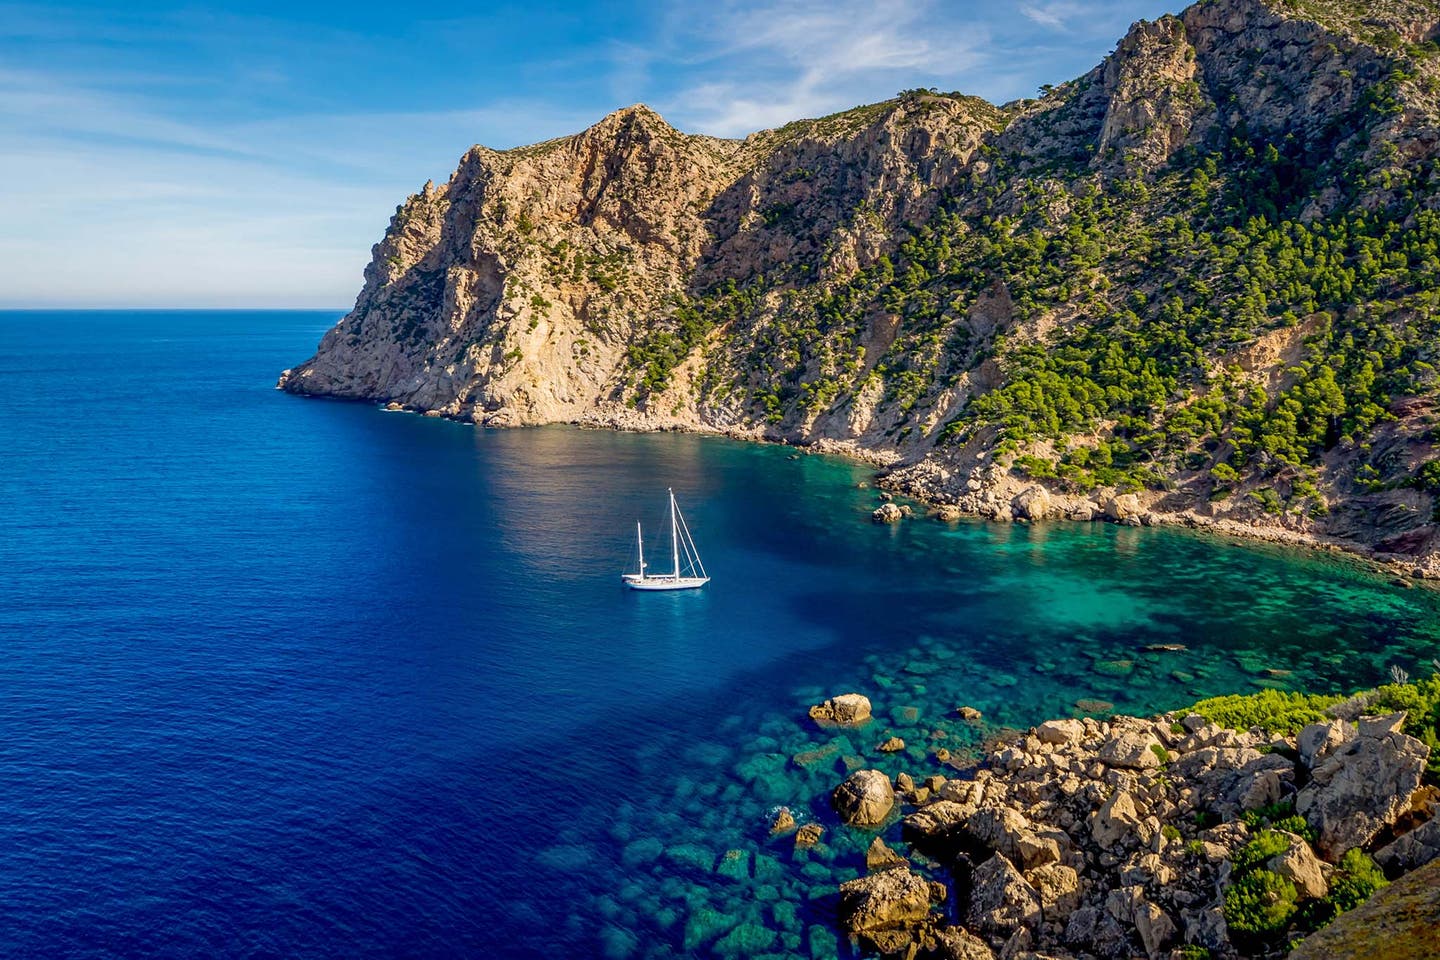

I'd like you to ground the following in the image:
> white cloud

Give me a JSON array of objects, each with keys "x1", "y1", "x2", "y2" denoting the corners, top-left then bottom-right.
[
  {"x1": 1019, "y1": 3, "x2": 1071, "y2": 30},
  {"x1": 654, "y1": 0, "x2": 989, "y2": 136}
]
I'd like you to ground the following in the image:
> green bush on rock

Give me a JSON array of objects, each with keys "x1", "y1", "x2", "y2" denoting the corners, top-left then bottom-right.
[
  {"x1": 1224, "y1": 868, "x2": 1299, "y2": 938},
  {"x1": 1187, "y1": 688, "x2": 1345, "y2": 735},
  {"x1": 1326, "y1": 849, "x2": 1389, "y2": 914},
  {"x1": 1232, "y1": 829, "x2": 1294, "y2": 873}
]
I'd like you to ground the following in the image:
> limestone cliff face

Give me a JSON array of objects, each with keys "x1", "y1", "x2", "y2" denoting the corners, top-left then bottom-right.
[
  {"x1": 281, "y1": 0, "x2": 1440, "y2": 570},
  {"x1": 280, "y1": 98, "x2": 998, "y2": 430}
]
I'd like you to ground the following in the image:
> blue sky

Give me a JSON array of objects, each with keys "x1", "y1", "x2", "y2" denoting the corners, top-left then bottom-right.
[{"x1": 0, "y1": 0, "x2": 1177, "y2": 308}]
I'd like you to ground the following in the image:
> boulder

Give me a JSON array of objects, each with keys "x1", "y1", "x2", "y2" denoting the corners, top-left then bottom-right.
[
  {"x1": 1104, "y1": 493, "x2": 1142, "y2": 520},
  {"x1": 1298, "y1": 719, "x2": 1352, "y2": 769},
  {"x1": 833, "y1": 769, "x2": 896, "y2": 827},
  {"x1": 1090, "y1": 790, "x2": 1145, "y2": 849},
  {"x1": 903, "y1": 800, "x2": 978, "y2": 841},
  {"x1": 1180, "y1": 905, "x2": 1229, "y2": 953},
  {"x1": 866, "y1": 836, "x2": 906, "y2": 872},
  {"x1": 809, "y1": 693, "x2": 872, "y2": 726},
  {"x1": 1027, "y1": 863, "x2": 1081, "y2": 921},
  {"x1": 837, "y1": 867, "x2": 937, "y2": 937},
  {"x1": 873, "y1": 503, "x2": 904, "y2": 524},
  {"x1": 877, "y1": 736, "x2": 906, "y2": 753},
  {"x1": 1135, "y1": 901, "x2": 1177, "y2": 958},
  {"x1": 966, "y1": 854, "x2": 1041, "y2": 938},
  {"x1": 1374, "y1": 817, "x2": 1440, "y2": 874},
  {"x1": 932, "y1": 925, "x2": 995, "y2": 960},
  {"x1": 1013, "y1": 485, "x2": 1054, "y2": 521},
  {"x1": 1172, "y1": 746, "x2": 1296, "y2": 820},
  {"x1": 768, "y1": 806, "x2": 796, "y2": 835},
  {"x1": 1296, "y1": 716, "x2": 1429, "y2": 860},
  {"x1": 1036, "y1": 718, "x2": 1085, "y2": 745},
  {"x1": 957, "y1": 706, "x2": 984, "y2": 721},
  {"x1": 1267, "y1": 833, "x2": 1329, "y2": 899},
  {"x1": 1098, "y1": 730, "x2": 1163, "y2": 770},
  {"x1": 795, "y1": 823, "x2": 824, "y2": 848}
]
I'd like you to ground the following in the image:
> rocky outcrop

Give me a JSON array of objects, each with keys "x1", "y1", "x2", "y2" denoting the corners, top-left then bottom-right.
[
  {"x1": 837, "y1": 867, "x2": 944, "y2": 950},
  {"x1": 1296, "y1": 712, "x2": 1429, "y2": 859},
  {"x1": 829, "y1": 702, "x2": 1435, "y2": 960}
]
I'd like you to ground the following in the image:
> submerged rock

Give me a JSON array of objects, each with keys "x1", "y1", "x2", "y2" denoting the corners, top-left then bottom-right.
[{"x1": 877, "y1": 736, "x2": 906, "y2": 753}]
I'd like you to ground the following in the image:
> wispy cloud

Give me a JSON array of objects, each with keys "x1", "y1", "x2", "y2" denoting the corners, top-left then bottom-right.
[
  {"x1": 1020, "y1": 3, "x2": 1073, "y2": 30},
  {"x1": 654, "y1": 0, "x2": 989, "y2": 136}
]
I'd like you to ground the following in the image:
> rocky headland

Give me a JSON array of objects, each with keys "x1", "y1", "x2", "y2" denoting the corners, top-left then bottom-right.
[
  {"x1": 281, "y1": 0, "x2": 1440, "y2": 576},
  {"x1": 791, "y1": 677, "x2": 1440, "y2": 960}
]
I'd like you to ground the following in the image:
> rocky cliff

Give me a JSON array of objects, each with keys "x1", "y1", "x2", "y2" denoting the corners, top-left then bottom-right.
[{"x1": 280, "y1": 0, "x2": 1440, "y2": 572}]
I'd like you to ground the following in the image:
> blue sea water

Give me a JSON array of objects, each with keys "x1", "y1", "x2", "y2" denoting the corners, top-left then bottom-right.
[{"x1": 1, "y1": 310, "x2": 1437, "y2": 959}]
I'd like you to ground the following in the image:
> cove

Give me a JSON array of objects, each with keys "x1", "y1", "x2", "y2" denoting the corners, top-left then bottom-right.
[{"x1": 1, "y1": 311, "x2": 1437, "y2": 959}]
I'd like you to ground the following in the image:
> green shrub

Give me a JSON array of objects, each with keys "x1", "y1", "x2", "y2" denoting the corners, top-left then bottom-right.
[
  {"x1": 1162, "y1": 824, "x2": 1182, "y2": 841},
  {"x1": 1224, "y1": 869, "x2": 1299, "y2": 937},
  {"x1": 1233, "y1": 830, "x2": 1294, "y2": 873},
  {"x1": 1271, "y1": 815, "x2": 1317, "y2": 843},
  {"x1": 1371, "y1": 674, "x2": 1440, "y2": 784},
  {"x1": 1177, "y1": 947, "x2": 1211, "y2": 960},
  {"x1": 1187, "y1": 688, "x2": 1346, "y2": 735},
  {"x1": 1326, "y1": 848, "x2": 1388, "y2": 913},
  {"x1": 1185, "y1": 839, "x2": 1206, "y2": 856}
]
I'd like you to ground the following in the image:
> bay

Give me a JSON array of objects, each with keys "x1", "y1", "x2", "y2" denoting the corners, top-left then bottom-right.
[{"x1": 1, "y1": 311, "x2": 1436, "y2": 958}]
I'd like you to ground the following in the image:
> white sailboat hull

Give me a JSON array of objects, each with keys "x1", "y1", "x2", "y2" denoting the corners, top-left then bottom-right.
[
  {"x1": 624, "y1": 575, "x2": 710, "y2": 591},
  {"x1": 623, "y1": 488, "x2": 709, "y2": 590}
]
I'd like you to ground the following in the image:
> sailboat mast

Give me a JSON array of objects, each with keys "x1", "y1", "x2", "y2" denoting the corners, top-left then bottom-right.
[
  {"x1": 670, "y1": 488, "x2": 681, "y2": 578},
  {"x1": 636, "y1": 520, "x2": 645, "y2": 580}
]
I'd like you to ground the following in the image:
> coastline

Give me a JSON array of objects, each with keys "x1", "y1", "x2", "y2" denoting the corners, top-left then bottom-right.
[{"x1": 309, "y1": 389, "x2": 1440, "y2": 586}]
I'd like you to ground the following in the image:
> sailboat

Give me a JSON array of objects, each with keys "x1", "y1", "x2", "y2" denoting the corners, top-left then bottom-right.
[{"x1": 622, "y1": 489, "x2": 710, "y2": 591}]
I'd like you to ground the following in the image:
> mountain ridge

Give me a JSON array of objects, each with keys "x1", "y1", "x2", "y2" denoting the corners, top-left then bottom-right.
[{"x1": 280, "y1": 0, "x2": 1440, "y2": 574}]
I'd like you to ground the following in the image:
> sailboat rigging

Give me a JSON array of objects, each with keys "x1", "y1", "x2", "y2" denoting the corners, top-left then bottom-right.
[{"x1": 622, "y1": 489, "x2": 709, "y2": 591}]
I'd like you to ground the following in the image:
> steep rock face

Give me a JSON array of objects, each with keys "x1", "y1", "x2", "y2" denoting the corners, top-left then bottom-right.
[{"x1": 281, "y1": 0, "x2": 1440, "y2": 568}]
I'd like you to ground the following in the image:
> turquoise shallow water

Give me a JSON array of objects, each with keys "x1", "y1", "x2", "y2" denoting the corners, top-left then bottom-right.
[{"x1": 1, "y1": 310, "x2": 1438, "y2": 959}]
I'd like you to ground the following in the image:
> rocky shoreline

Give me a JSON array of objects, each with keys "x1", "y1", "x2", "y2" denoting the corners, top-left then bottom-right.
[
  {"x1": 356, "y1": 396, "x2": 1440, "y2": 583},
  {"x1": 785, "y1": 687, "x2": 1439, "y2": 959}
]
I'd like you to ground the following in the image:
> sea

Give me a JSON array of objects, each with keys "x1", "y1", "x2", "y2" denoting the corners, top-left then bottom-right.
[{"x1": 2, "y1": 310, "x2": 1437, "y2": 959}]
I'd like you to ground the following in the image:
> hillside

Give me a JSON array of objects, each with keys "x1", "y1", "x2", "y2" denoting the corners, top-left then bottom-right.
[{"x1": 279, "y1": 0, "x2": 1440, "y2": 573}]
